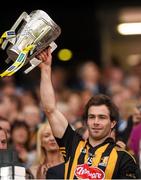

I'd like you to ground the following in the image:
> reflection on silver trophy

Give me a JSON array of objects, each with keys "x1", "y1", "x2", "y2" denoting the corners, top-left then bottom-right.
[{"x1": 0, "y1": 10, "x2": 61, "y2": 77}]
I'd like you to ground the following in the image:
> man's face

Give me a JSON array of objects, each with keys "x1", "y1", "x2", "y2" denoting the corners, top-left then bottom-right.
[
  {"x1": 87, "y1": 105, "x2": 116, "y2": 142},
  {"x1": 0, "y1": 130, "x2": 7, "y2": 149}
]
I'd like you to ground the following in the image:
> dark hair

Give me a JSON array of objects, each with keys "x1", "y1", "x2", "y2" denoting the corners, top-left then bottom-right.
[
  {"x1": 11, "y1": 120, "x2": 29, "y2": 132},
  {"x1": 83, "y1": 94, "x2": 119, "y2": 122},
  {"x1": 11, "y1": 120, "x2": 30, "y2": 149}
]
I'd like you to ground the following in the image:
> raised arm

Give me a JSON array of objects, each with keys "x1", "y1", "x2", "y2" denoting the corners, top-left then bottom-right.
[{"x1": 38, "y1": 48, "x2": 68, "y2": 138}]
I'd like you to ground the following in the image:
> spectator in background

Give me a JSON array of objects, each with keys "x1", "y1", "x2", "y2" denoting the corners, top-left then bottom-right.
[
  {"x1": 124, "y1": 74, "x2": 141, "y2": 99},
  {"x1": 0, "y1": 116, "x2": 11, "y2": 141},
  {"x1": 128, "y1": 105, "x2": 141, "y2": 162},
  {"x1": 66, "y1": 91, "x2": 82, "y2": 125},
  {"x1": 52, "y1": 66, "x2": 68, "y2": 93},
  {"x1": 80, "y1": 89, "x2": 93, "y2": 108},
  {"x1": 7, "y1": 95, "x2": 22, "y2": 124},
  {"x1": 72, "y1": 61, "x2": 107, "y2": 95},
  {"x1": 132, "y1": 105, "x2": 141, "y2": 125},
  {"x1": 102, "y1": 65, "x2": 124, "y2": 91},
  {"x1": 22, "y1": 104, "x2": 42, "y2": 151},
  {"x1": 19, "y1": 90, "x2": 39, "y2": 107},
  {"x1": 0, "y1": 126, "x2": 34, "y2": 179},
  {"x1": 111, "y1": 127, "x2": 126, "y2": 150},
  {"x1": 0, "y1": 83, "x2": 17, "y2": 96},
  {"x1": 72, "y1": 118, "x2": 83, "y2": 130},
  {"x1": 75, "y1": 125, "x2": 89, "y2": 140},
  {"x1": 115, "y1": 99, "x2": 138, "y2": 144},
  {"x1": 10, "y1": 120, "x2": 35, "y2": 168},
  {"x1": 30, "y1": 122, "x2": 64, "y2": 179},
  {"x1": 109, "y1": 84, "x2": 132, "y2": 108},
  {"x1": 0, "y1": 93, "x2": 22, "y2": 124},
  {"x1": 0, "y1": 127, "x2": 8, "y2": 149},
  {"x1": 0, "y1": 94, "x2": 12, "y2": 118}
]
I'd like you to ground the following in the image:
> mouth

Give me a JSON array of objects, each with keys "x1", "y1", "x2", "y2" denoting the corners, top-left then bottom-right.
[
  {"x1": 49, "y1": 142, "x2": 57, "y2": 146},
  {"x1": 92, "y1": 128, "x2": 102, "y2": 131},
  {"x1": 90, "y1": 128, "x2": 102, "y2": 134}
]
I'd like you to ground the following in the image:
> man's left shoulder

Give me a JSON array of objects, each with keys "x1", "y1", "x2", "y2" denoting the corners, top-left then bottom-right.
[
  {"x1": 114, "y1": 146, "x2": 141, "y2": 179},
  {"x1": 115, "y1": 146, "x2": 136, "y2": 163}
]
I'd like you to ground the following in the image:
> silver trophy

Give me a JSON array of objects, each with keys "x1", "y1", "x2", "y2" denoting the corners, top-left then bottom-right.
[{"x1": 0, "y1": 10, "x2": 61, "y2": 77}]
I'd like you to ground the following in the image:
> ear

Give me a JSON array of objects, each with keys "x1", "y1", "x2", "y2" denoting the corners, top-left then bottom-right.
[{"x1": 111, "y1": 120, "x2": 116, "y2": 129}]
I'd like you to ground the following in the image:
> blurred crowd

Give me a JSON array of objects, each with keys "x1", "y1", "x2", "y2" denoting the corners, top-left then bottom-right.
[{"x1": 1, "y1": 59, "x2": 141, "y2": 178}]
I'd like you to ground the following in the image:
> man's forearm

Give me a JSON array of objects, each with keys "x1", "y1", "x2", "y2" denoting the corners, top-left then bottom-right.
[
  {"x1": 40, "y1": 63, "x2": 68, "y2": 138},
  {"x1": 40, "y1": 66, "x2": 56, "y2": 113}
]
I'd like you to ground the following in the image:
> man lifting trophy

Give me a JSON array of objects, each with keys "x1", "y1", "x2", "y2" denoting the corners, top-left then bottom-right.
[{"x1": 0, "y1": 10, "x2": 61, "y2": 77}]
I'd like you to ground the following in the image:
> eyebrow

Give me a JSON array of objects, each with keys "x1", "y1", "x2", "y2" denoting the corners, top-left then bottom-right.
[{"x1": 88, "y1": 114, "x2": 109, "y2": 116}]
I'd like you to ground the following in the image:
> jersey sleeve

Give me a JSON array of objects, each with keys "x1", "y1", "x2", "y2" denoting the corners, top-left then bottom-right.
[{"x1": 55, "y1": 125, "x2": 79, "y2": 162}]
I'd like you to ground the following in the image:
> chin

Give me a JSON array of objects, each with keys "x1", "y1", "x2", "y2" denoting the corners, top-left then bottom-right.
[
  {"x1": 48, "y1": 145, "x2": 58, "y2": 150},
  {"x1": 91, "y1": 133, "x2": 103, "y2": 140},
  {"x1": 48, "y1": 148, "x2": 58, "y2": 152},
  {"x1": 91, "y1": 132, "x2": 101, "y2": 137}
]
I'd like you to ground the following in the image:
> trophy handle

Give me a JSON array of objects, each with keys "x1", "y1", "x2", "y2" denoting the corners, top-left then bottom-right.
[
  {"x1": 24, "y1": 41, "x2": 57, "y2": 74},
  {"x1": 1, "y1": 12, "x2": 30, "y2": 50},
  {"x1": 24, "y1": 57, "x2": 42, "y2": 74},
  {"x1": 10, "y1": 12, "x2": 30, "y2": 31}
]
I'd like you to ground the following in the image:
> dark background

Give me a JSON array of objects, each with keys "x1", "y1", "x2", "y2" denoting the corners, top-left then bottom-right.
[{"x1": 1, "y1": 1, "x2": 141, "y2": 66}]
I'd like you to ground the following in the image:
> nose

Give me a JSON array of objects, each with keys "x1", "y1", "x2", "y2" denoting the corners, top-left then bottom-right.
[
  {"x1": 93, "y1": 117, "x2": 100, "y2": 125},
  {"x1": 49, "y1": 134, "x2": 55, "y2": 141}
]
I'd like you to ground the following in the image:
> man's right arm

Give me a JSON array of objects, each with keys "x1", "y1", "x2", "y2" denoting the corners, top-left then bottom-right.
[{"x1": 38, "y1": 48, "x2": 68, "y2": 138}]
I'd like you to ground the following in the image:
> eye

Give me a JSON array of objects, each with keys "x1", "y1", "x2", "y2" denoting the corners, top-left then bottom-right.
[
  {"x1": 44, "y1": 133, "x2": 50, "y2": 138},
  {"x1": 88, "y1": 114, "x2": 95, "y2": 119},
  {"x1": 99, "y1": 115, "x2": 109, "y2": 119},
  {"x1": 99, "y1": 115, "x2": 106, "y2": 118}
]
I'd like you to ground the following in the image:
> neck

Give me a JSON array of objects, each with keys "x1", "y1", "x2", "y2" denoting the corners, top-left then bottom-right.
[
  {"x1": 45, "y1": 150, "x2": 63, "y2": 166},
  {"x1": 88, "y1": 135, "x2": 110, "y2": 147}
]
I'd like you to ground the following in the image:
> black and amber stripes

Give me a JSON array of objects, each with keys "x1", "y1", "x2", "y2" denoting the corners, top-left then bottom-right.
[{"x1": 64, "y1": 141, "x2": 118, "y2": 179}]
